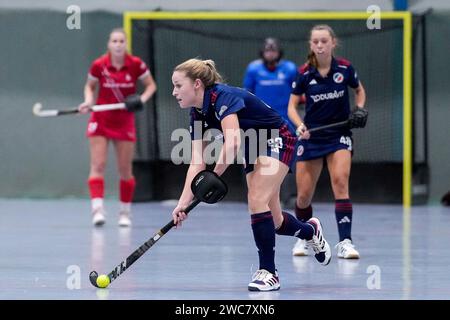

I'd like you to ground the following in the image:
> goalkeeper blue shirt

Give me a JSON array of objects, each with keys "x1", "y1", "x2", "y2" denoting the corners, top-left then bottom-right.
[{"x1": 243, "y1": 59, "x2": 297, "y2": 125}]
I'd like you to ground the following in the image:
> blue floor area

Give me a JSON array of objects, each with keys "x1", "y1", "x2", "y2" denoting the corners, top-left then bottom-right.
[{"x1": 0, "y1": 199, "x2": 449, "y2": 300}]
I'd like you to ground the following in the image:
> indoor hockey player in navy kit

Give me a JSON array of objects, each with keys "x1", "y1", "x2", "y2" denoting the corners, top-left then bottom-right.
[
  {"x1": 171, "y1": 58, "x2": 331, "y2": 291},
  {"x1": 288, "y1": 25, "x2": 368, "y2": 259}
]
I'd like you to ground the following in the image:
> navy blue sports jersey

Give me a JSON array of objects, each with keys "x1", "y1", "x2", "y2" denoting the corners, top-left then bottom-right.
[
  {"x1": 291, "y1": 57, "x2": 360, "y2": 142},
  {"x1": 189, "y1": 83, "x2": 297, "y2": 173},
  {"x1": 243, "y1": 59, "x2": 297, "y2": 124},
  {"x1": 190, "y1": 83, "x2": 287, "y2": 138}
]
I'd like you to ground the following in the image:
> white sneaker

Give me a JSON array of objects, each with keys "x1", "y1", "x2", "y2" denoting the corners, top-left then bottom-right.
[
  {"x1": 92, "y1": 208, "x2": 106, "y2": 226},
  {"x1": 118, "y1": 210, "x2": 132, "y2": 227},
  {"x1": 292, "y1": 239, "x2": 309, "y2": 256},
  {"x1": 248, "y1": 269, "x2": 280, "y2": 292},
  {"x1": 336, "y1": 239, "x2": 360, "y2": 259},
  {"x1": 306, "y1": 217, "x2": 331, "y2": 266}
]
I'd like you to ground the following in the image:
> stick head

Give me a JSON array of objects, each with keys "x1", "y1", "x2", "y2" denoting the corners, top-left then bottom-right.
[
  {"x1": 89, "y1": 270, "x2": 100, "y2": 288},
  {"x1": 32, "y1": 103, "x2": 42, "y2": 116},
  {"x1": 191, "y1": 170, "x2": 228, "y2": 204}
]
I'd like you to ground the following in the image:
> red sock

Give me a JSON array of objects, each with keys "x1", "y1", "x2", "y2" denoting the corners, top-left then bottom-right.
[
  {"x1": 120, "y1": 177, "x2": 136, "y2": 203},
  {"x1": 88, "y1": 177, "x2": 104, "y2": 199}
]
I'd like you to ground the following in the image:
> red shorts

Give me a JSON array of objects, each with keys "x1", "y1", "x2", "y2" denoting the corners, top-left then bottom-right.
[{"x1": 86, "y1": 110, "x2": 136, "y2": 142}]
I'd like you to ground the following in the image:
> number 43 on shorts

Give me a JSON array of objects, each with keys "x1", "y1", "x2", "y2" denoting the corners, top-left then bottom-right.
[{"x1": 340, "y1": 136, "x2": 353, "y2": 151}]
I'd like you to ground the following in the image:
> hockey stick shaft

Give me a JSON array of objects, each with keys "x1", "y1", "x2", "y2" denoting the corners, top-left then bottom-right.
[
  {"x1": 307, "y1": 120, "x2": 349, "y2": 133},
  {"x1": 91, "y1": 103, "x2": 126, "y2": 112},
  {"x1": 89, "y1": 198, "x2": 201, "y2": 287},
  {"x1": 32, "y1": 102, "x2": 125, "y2": 117}
]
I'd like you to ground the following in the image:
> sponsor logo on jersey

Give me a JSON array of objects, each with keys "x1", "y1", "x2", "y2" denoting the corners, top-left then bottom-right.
[
  {"x1": 103, "y1": 82, "x2": 134, "y2": 89},
  {"x1": 310, "y1": 90, "x2": 345, "y2": 103},
  {"x1": 309, "y1": 79, "x2": 318, "y2": 85},
  {"x1": 260, "y1": 79, "x2": 285, "y2": 86},
  {"x1": 333, "y1": 72, "x2": 344, "y2": 83},
  {"x1": 125, "y1": 74, "x2": 132, "y2": 82},
  {"x1": 297, "y1": 145, "x2": 304, "y2": 156},
  {"x1": 278, "y1": 72, "x2": 286, "y2": 80}
]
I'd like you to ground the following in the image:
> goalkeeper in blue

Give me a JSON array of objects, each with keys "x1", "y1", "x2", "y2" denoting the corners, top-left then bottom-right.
[
  {"x1": 243, "y1": 37, "x2": 298, "y2": 127},
  {"x1": 287, "y1": 25, "x2": 367, "y2": 259}
]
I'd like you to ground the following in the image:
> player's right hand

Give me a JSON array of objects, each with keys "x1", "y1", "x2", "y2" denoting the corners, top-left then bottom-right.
[
  {"x1": 349, "y1": 107, "x2": 368, "y2": 129},
  {"x1": 296, "y1": 123, "x2": 310, "y2": 140},
  {"x1": 172, "y1": 204, "x2": 188, "y2": 228},
  {"x1": 124, "y1": 94, "x2": 144, "y2": 112},
  {"x1": 78, "y1": 102, "x2": 92, "y2": 114}
]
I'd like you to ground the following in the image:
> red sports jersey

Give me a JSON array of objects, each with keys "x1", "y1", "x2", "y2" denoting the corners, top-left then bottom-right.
[{"x1": 86, "y1": 53, "x2": 150, "y2": 141}]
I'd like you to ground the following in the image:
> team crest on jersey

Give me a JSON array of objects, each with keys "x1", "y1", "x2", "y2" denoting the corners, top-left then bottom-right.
[
  {"x1": 102, "y1": 68, "x2": 111, "y2": 78},
  {"x1": 333, "y1": 72, "x2": 344, "y2": 83},
  {"x1": 125, "y1": 74, "x2": 132, "y2": 82},
  {"x1": 297, "y1": 145, "x2": 304, "y2": 156}
]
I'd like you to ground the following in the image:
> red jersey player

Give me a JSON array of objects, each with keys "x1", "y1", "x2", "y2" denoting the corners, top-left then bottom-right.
[{"x1": 78, "y1": 28, "x2": 157, "y2": 227}]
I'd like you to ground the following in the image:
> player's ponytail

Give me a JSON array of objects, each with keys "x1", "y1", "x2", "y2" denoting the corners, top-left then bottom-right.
[
  {"x1": 307, "y1": 51, "x2": 318, "y2": 68},
  {"x1": 174, "y1": 58, "x2": 223, "y2": 87},
  {"x1": 202, "y1": 60, "x2": 223, "y2": 86}
]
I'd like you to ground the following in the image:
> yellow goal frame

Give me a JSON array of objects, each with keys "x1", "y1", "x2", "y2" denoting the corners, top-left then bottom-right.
[{"x1": 124, "y1": 11, "x2": 413, "y2": 207}]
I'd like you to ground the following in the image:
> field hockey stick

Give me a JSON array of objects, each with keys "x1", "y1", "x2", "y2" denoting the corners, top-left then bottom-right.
[
  {"x1": 89, "y1": 198, "x2": 201, "y2": 288},
  {"x1": 32, "y1": 102, "x2": 125, "y2": 117},
  {"x1": 307, "y1": 120, "x2": 350, "y2": 133},
  {"x1": 89, "y1": 170, "x2": 228, "y2": 288}
]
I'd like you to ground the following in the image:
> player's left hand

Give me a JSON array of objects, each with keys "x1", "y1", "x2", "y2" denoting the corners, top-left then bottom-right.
[
  {"x1": 296, "y1": 123, "x2": 310, "y2": 140},
  {"x1": 349, "y1": 106, "x2": 368, "y2": 129},
  {"x1": 172, "y1": 204, "x2": 188, "y2": 228},
  {"x1": 124, "y1": 94, "x2": 144, "y2": 112}
]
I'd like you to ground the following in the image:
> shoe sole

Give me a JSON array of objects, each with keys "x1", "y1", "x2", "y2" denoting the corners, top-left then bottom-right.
[
  {"x1": 248, "y1": 285, "x2": 280, "y2": 292},
  {"x1": 319, "y1": 242, "x2": 332, "y2": 266},
  {"x1": 119, "y1": 220, "x2": 131, "y2": 227},
  {"x1": 119, "y1": 223, "x2": 131, "y2": 227},
  {"x1": 292, "y1": 252, "x2": 309, "y2": 257},
  {"x1": 338, "y1": 254, "x2": 360, "y2": 259},
  {"x1": 93, "y1": 220, "x2": 105, "y2": 227}
]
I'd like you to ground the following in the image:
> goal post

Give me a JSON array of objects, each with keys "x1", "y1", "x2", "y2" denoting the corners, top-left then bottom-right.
[{"x1": 123, "y1": 11, "x2": 412, "y2": 206}]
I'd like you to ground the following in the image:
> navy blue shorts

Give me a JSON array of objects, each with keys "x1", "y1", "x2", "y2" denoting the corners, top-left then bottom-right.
[
  {"x1": 296, "y1": 134, "x2": 353, "y2": 161},
  {"x1": 244, "y1": 124, "x2": 298, "y2": 174}
]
